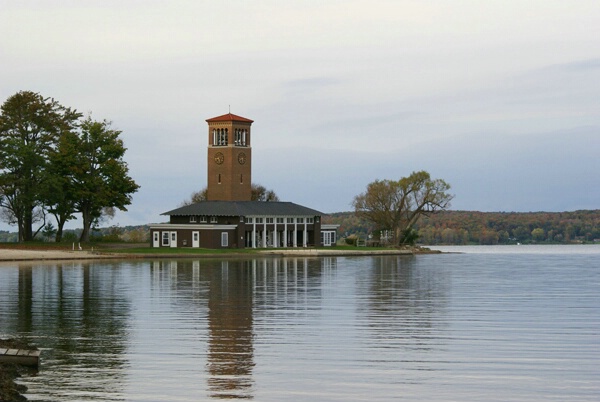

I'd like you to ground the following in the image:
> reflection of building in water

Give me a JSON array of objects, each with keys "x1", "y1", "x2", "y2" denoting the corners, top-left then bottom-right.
[
  {"x1": 207, "y1": 261, "x2": 255, "y2": 399},
  {"x1": 149, "y1": 259, "x2": 256, "y2": 399},
  {"x1": 148, "y1": 258, "x2": 334, "y2": 400}
]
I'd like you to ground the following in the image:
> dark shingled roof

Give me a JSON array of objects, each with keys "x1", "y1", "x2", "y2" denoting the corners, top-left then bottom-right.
[{"x1": 162, "y1": 201, "x2": 322, "y2": 217}]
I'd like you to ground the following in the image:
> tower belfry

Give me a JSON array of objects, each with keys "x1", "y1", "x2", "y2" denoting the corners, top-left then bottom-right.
[{"x1": 206, "y1": 113, "x2": 253, "y2": 201}]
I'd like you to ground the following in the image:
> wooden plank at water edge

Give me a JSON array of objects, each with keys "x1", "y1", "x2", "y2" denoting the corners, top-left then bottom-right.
[{"x1": 0, "y1": 348, "x2": 40, "y2": 367}]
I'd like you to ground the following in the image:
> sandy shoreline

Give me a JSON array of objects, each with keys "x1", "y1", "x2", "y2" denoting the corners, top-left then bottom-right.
[
  {"x1": 0, "y1": 249, "x2": 118, "y2": 262},
  {"x1": 0, "y1": 247, "x2": 422, "y2": 263}
]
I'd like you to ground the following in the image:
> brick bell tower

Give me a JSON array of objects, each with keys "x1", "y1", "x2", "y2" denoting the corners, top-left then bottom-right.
[{"x1": 206, "y1": 113, "x2": 253, "y2": 201}]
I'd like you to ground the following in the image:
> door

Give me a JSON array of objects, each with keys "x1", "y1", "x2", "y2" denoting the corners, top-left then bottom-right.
[
  {"x1": 192, "y1": 231, "x2": 200, "y2": 248},
  {"x1": 153, "y1": 231, "x2": 160, "y2": 247},
  {"x1": 170, "y1": 231, "x2": 177, "y2": 248},
  {"x1": 322, "y1": 231, "x2": 335, "y2": 246},
  {"x1": 221, "y1": 232, "x2": 229, "y2": 247}
]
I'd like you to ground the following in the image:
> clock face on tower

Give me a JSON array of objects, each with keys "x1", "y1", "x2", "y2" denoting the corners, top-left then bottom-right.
[
  {"x1": 237, "y1": 152, "x2": 247, "y2": 165},
  {"x1": 214, "y1": 152, "x2": 224, "y2": 165}
]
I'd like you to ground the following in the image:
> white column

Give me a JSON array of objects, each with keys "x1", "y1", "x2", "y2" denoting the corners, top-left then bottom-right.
[
  {"x1": 284, "y1": 219, "x2": 288, "y2": 247},
  {"x1": 252, "y1": 220, "x2": 257, "y2": 248},
  {"x1": 293, "y1": 220, "x2": 298, "y2": 247},
  {"x1": 263, "y1": 220, "x2": 267, "y2": 247},
  {"x1": 303, "y1": 221, "x2": 308, "y2": 247},
  {"x1": 273, "y1": 224, "x2": 278, "y2": 248}
]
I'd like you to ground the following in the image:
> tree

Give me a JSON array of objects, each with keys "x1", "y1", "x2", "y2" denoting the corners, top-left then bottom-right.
[
  {"x1": 531, "y1": 228, "x2": 545, "y2": 242},
  {"x1": 42, "y1": 222, "x2": 57, "y2": 242},
  {"x1": 45, "y1": 130, "x2": 80, "y2": 242},
  {"x1": 251, "y1": 183, "x2": 280, "y2": 202},
  {"x1": 182, "y1": 183, "x2": 279, "y2": 205},
  {"x1": 352, "y1": 171, "x2": 453, "y2": 245},
  {"x1": 0, "y1": 91, "x2": 80, "y2": 241},
  {"x1": 60, "y1": 117, "x2": 139, "y2": 242},
  {"x1": 181, "y1": 188, "x2": 208, "y2": 206}
]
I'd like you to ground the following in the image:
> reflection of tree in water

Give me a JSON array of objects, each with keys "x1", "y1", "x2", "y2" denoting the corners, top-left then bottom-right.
[
  {"x1": 359, "y1": 256, "x2": 450, "y2": 352},
  {"x1": 12, "y1": 262, "x2": 131, "y2": 401}
]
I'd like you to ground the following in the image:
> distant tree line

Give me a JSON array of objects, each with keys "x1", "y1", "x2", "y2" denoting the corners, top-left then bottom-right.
[
  {"x1": 324, "y1": 210, "x2": 600, "y2": 245},
  {"x1": 6, "y1": 210, "x2": 597, "y2": 246},
  {"x1": 0, "y1": 91, "x2": 139, "y2": 242}
]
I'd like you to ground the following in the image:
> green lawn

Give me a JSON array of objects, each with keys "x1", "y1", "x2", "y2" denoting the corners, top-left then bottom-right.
[
  {"x1": 103, "y1": 245, "x2": 400, "y2": 254},
  {"x1": 1, "y1": 242, "x2": 402, "y2": 255}
]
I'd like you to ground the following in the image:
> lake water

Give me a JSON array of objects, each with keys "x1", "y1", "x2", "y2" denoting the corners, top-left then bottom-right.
[{"x1": 1, "y1": 245, "x2": 599, "y2": 401}]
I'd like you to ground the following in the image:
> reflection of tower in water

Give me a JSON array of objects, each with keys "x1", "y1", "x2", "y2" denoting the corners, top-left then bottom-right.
[{"x1": 207, "y1": 261, "x2": 255, "y2": 399}]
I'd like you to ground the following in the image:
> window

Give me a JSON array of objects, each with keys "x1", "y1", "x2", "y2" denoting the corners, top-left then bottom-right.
[
  {"x1": 214, "y1": 128, "x2": 228, "y2": 146},
  {"x1": 190, "y1": 216, "x2": 197, "y2": 223},
  {"x1": 210, "y1": 216, "x2": 218, "y2": 223},
  {"x1": 266, "y1": 218, "x2": 274, "y2": 224},
  {"x1": 297, "y1": 218, "x2": 304, "y2": 224},
  {"x1": 246, "y1": 217, "x2": 253, "y2": 223},
  {"x1": 256, "y1": 218, "x2": 263, "y2": 224},
  {"x1": 221, "y1": 232, "x2": 229, "y2": 247},
  {"x1": 200, "y1": 216, "x2": 207, "y2": 223},
  {"x1": 307, "y1": 217, "x2": 314, "y2": 224},
  {"x1": 162, "y1": 232, "x2": 170, "y2": 246},
  {"x1": 235, "y1": 129, "x2": 246, "y2": 146},
  {"x1": 276, "y1": 218, "x2": 284, "y2": 224},
  {"x1": 287, "y1": 217, "x2": 294, "y2": 223},
  {"x1": 218, "y1": 174, "x2": 221, "y2": 184}
]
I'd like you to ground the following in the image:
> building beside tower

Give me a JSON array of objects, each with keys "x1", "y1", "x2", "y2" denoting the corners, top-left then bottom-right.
[{"x1": 149, "y1": 113, "x2": 338, "y2": 249}]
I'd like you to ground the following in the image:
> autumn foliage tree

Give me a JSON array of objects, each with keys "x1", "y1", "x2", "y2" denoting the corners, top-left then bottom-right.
[{"x1": 352, "y1": 171, "x2": 453, "y2": 245}]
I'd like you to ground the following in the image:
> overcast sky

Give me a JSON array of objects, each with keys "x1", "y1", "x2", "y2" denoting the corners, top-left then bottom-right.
[{"x1": 1, "y1": 1, "x2": 599, "y2": 230}]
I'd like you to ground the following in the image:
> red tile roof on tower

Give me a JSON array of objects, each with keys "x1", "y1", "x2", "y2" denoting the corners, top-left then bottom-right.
[{"x1": 206, "y1": 113, "x2": 254, "y2": 123}]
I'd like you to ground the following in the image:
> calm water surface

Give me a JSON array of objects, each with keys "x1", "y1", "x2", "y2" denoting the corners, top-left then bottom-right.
[{"x1": 1, "y1": 245, "x2": 599, "y2": 401}]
